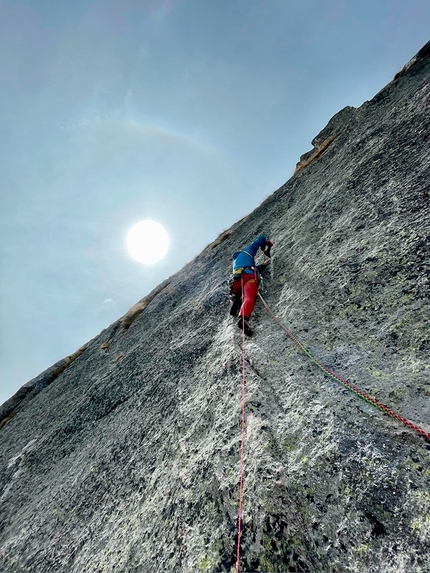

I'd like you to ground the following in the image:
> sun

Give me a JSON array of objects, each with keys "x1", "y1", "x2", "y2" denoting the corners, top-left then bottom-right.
[{"x1": 126, "y1": 220, "x2": 169, "y2": 264}]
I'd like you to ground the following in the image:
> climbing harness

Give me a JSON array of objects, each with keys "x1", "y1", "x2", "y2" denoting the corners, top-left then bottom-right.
[
  {"x1": 229, "y1": 266, "x2": 260, "y2": 318},
  {"x1": 232, "y1": 266, "x2": 258, "y2": 279},
  {"x1": 235, "y1": 274, "x2": 247, "y2": 573},
  {"x1": 258, "y1": 292, "x2": 430, "y2": 441}
]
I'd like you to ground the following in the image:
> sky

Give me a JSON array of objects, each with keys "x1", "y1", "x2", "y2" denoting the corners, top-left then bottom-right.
[{"x1": 1, "y1": 0, "x2": 429, "y2": 405}]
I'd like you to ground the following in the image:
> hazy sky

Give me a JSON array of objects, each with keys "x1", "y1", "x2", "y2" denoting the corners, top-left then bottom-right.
[{"x1": 1, "y1": 0, "x2": 429, "y2": 405}]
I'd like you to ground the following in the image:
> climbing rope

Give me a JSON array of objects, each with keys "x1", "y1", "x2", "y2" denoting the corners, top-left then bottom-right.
[
  {"x1": 235, "y1": 277, "x2": 247, "y2": 573},
  {"x1": 258, "y1": 292, "x2": 430, "y2": 441}
]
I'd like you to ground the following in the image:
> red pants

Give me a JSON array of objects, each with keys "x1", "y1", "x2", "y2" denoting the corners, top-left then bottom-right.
[{"x1": 231, "y1": 273, "x2": 259, "y2": 319}]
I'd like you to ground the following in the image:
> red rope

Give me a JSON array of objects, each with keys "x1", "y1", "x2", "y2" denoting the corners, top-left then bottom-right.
[
  {"x1": 258, "y1": 293, "x2": 430, "y2": 441},
  {"x1": 236, "y1": 276, "x2": 247, "y2": 573}
]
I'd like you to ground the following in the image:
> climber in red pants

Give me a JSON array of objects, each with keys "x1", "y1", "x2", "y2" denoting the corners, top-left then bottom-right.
[{"x1": 229, "y1": 234, "x2": 273, "y2": 336}]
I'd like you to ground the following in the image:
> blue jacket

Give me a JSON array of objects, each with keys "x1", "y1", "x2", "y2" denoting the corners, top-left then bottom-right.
[{"x1": 232, "y1": 235, "x2": 269, "y2": 275}]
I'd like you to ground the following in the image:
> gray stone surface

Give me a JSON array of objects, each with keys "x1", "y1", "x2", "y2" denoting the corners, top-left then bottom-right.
[{"x1": 0, "y1": 42, "x2": 429, "y2": 572}]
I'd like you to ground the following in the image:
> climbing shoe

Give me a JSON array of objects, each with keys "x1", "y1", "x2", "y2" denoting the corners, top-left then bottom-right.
[
  {"x1": 229, "y1": 295, "x2": 241, "y2": 317},
  {"x1": 237, "y1": 316, "x2": 253, "y2": 336}
]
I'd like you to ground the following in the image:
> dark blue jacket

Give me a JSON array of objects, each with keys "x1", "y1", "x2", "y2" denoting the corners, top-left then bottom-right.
[{"x1": 232, "y1": 235, "x2": 268, "y2": 275}]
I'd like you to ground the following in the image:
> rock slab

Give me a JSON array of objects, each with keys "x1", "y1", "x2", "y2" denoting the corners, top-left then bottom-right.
[{"x1": 1, "y1": 42, "x2": 430, "y2": 573}]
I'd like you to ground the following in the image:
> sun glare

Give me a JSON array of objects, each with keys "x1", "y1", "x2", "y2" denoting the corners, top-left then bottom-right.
[{"x1": 126, "y1": 220, "x2": 169, "y2": 264}]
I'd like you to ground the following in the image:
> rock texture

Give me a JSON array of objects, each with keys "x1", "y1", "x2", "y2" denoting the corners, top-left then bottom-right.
[{"x1": 1, "y1": 42, "x2": 430, "y2": 573}]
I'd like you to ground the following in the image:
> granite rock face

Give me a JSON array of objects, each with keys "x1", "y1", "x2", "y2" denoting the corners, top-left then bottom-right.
[{"x1": 1, "y1": 43, "x2": 429, "y2": 573}]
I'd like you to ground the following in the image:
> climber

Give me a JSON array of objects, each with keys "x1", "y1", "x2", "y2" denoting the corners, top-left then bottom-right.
[{"x1": 229, "y1": 234, "x2": 273, "y2": 336}]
